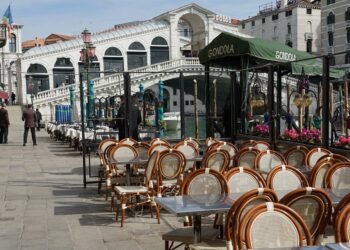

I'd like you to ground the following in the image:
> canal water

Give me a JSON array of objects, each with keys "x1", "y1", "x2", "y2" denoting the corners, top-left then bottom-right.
[{"x1": 163, "y1": 116, "x2": 207, "y2": 140}]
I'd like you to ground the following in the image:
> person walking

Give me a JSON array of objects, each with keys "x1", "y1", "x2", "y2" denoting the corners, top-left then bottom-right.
[
  {"x1": 11, "y1": 92, "x2": 16, "y2": 105},
  {"x1": 0, "y1": 103, "x2": 10, "y2": 144},
  {"x1": 36, "y1": 108, "x2": 42, "y2": 131},
  {"x1": 22, "y1": 104, "x2": 37, "y2": 146},
  {"x1": 115, "y1": 96, "x2": 141, "y2": 140}
]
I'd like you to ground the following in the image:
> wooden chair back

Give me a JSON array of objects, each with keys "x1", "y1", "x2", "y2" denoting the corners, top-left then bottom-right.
[
  {"x1": 305, "y1": 147, "x2": 331, "y2": 169},
  {"x1": 235, "y1": 147, "x2": 260, "y2": 169},
  {"x1": 266, "y1": 165, "x2": 309, "y2": 190},
  {"x1": 202, "y1": 148, "x2": 230, "y2": 173},
  {"x1": 174, "y1": 141, "x2": 199, "y2": 172},
  {"x1": 283, "y1": 145, "x2": 309, "y2": 169},
  {"x1": 255, "y1": 150, "x2": 287, "y2": 173},
  {"x1": 225, "y1": 167, "x2": 266, "y2": 194},
  {"x1": 324, "y1": 162, "x2": 350, "y2": 189},
  {"x1": 280, "y1": 187, "x2": 332, "y2": 244},
  {"x1": 335, "y1": 203, "x2": 350, "y2": 242}
]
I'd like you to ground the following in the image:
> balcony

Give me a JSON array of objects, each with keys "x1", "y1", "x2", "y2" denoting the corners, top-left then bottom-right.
[
  {"x1": 327, "y1": 24, "x2": 334, "y2": 32},
  {"x1": 304, "y1": 32, "x2": 313, "y2": 41},
  {"x1": 328, "y1": 46, "x2": 334, "y2": 54}
]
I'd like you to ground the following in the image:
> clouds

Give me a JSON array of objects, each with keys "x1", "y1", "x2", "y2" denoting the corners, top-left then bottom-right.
[{"x1": 0, "y1": 0, "x2": 261, "y2": 40}]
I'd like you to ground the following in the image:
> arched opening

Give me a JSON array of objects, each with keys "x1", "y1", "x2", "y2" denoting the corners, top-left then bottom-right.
[
  {"x1": 53, "y1": 58, "x2": 74, "y2": 88},
  {"x1": 150, "y1": 37, "x2": 169, "y2": 64},
  {"x1": 178, "y1": 13, "x2": 206, "y2": 57},
  {"x1": 103, "y1": 47, "x2": 124, "y2": 75},
  {"x1": 346, "y1": 7, "x2": 350, "y2": 21},
  {"x1": 79, "y1": 55, "x2": 100, "y2": 82},
  {"x1": 9, "y1": 34, "x2": 16, "y2": 53},
  {"x1": 327, "y1": 12, "x2": 335, "y2": 25},
  {"x1": 127, "y1": 42, "x2": 147, "y2": 70},
  {"x1": 26, "y1": 64, "x2": 50, "y2": 92}
]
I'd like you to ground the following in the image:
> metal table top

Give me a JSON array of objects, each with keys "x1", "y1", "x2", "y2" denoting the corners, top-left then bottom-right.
[{"x1": 326, "y1": 243, "x2": 350, "y2": 250}]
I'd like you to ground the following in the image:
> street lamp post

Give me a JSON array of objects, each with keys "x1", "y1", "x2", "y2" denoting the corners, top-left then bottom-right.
[{"x1": 79, "y1": 28, "x2": 95, "y2": 188}]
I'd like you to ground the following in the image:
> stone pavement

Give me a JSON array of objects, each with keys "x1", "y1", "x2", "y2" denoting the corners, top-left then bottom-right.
[{"x1": 0, "y1": 106, "x2": 183, "y2": 250}]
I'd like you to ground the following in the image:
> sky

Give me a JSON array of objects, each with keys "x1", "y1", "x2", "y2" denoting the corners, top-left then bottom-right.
[{"x1": 0, "y1": 0, "x2": 265, "y2": 41}]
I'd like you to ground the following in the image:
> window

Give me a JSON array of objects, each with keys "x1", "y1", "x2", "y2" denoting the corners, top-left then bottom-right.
[
  {"x1": 252, "y1": 21, "x2": 255, "y2": 27},
  {"x1": 307, "y1": 21, "x2": 312, "y2": 33},
  {"x1": 127, "y1": 42, "x2": 147, "y2": 70},
  {"x1": 185, "y1": 100, "x2": 189, "y2": 106},
  {"x1": 327, "y1": 0, "x2": 335, "y2": 4},
  {"x1": 53, "y1": 58, "x2": 74, "y2": 88},
  {"x1": 329, "y1": 55, "x2": 335, "y2": 66},
  {"x1": 173, "y1": 101, "x2": 177, "y2": 106},
  {"x1": 104, "y1": 47, "x2": 124, "y2": 75},
  {"x1": 262, "y1": 18, "x2": 265, "y2": 24},
  {"x1": 307, "y1": 8, "x2": 312, "y2": 14},
  {"x1": 347, "y1": 28, "x2": 350, "y2": 43},
  {"x1": 306, "y1": 39, "x2": 312, "y2": 53},
  {"x1": 346, "y1": 7, "x2": 350, "y2": 21},
  {"x1": 9, "y1": 34, "x2": 16, "y2": 53},
  {"x1": 272, "y1": 14, "x2": 279, "y2": 21},
  {"x1": 242, "y1": 23, "x2": 245, "y2": 29},
  {"x1": 173, "y1": 87, "x2": 177, "y2": 95},
  {"x1": 190, "y1": 100, "x2": 194, "y2": 105},
  {"x1": 345, "y1": 53, "x2": 350, "y2": 64},
  {"x1": 328, "y1": 31, "x2": 334, "y2": 46},
  {"x1": 26, "y1": 64, "x2": 50, "y2": 92},
  {"x1": 150, "y1": 36, "x2": 169, "y2": 64},
  {"x1": 285, "y1": 10, "x2": 292, "y2": 17},
  {"x1": 327, "y1": 12, "x2": 335, "y2": 25},
  {"x1": 287, "y1": 23, "x2": 291, "y2": 34}
]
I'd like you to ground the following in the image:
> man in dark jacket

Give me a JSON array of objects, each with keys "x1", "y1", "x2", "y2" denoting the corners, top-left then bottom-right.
[
  {"x1": 36, "y1": 108, "x2": 42, "y2": 131},
  {"x1": 0, "y1": 103, "x2": 10, "y2": 144},
  {"x1": 115, "y1": 96, "x2": 141, "y2": 140},
  {"x1": 22, "y1": 104, "x2": 37, "y2": 146}
]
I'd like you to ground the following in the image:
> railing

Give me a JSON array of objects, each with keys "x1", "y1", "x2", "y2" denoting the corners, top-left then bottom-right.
[
  {"x1": 33, "y1": 57, "x2": 202, "y2": 105},
  {"x1": 304, "y1": 32, "x2": 313, "y2": 41},
  {"x1": 327, "y1": 24, "x2": 334, "y2": 32}
]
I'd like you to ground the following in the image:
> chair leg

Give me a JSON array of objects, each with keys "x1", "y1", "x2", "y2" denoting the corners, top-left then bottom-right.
[
  {"x1": 150, "y1": 203, "x2": 154, "y2": 218},
  {"x1": 110, "y1": 191, "x2": 115, "y2": 212},
  {"x1": 165, "y1": 241, "x2": 169, "y2": 250},
  {"x1": 154, "y1": 204, "x2": 160, "y2": 224},
  {"x1": 121, "y1": 195, "x2": 126, "y2": 227},
  {"x1": 115, "y1": 199, "x2": 119, "y2": 222}
]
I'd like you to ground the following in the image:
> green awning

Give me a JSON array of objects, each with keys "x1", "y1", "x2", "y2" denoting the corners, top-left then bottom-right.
[{"x1": 199, "y1": 33, "x2": 345, "y2": 78}]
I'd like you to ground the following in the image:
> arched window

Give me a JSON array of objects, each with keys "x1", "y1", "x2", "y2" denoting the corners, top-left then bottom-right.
[
  {"x1": 150, "y1": 37, "x2": 169, "y2": 65},
  {"x1": 127, "y1": 42, "x2": 147, "y2": 70},
  {"x1": 9, "y1": 34, "x2": 16, "y2": 53},
  {"x1": 307, "y1": 21, "x2": 312, "y2": 33},
  {"x1": 79, "y1": 55, "x2": 100, "y2": 82},
  {"x1": 26, "y1": 63, "x2": 49, "y2": 92},
  {"x1": 53, "y1": 58, "x2": 74, "y2": 88},
  {"x1": 327, "y1": 0, "x2": 335, "y2": 5},
  {"x1": 328, "y1": 31, "x2": 334, "y2": 46},
  {"x1": 103, "y1": 47, "x2": 124, "y2": 75},
  {"x1": 327, "y1": 12, "x2": 335, "y2": 25},
  {"x1": 346, "y1": 7, "x2": 350, "y2": 21}
]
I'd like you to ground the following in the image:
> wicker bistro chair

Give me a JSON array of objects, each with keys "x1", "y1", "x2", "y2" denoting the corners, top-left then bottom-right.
[
  {"x1": 280, "y1": 187, "x2": 333, "y2": 245},
  {"x1": 266, "y1": 165, "x2": 309, "y2": 191},
  {"x1": 184, "y1": 137, "x2": 200, "y2": 149},
  {"x1": 150, "y1": 138, "x2": 170, "y2": 146},
  {"x1": 119, "y1": 137, "x2": 137, "y2": 146},
  {"x1": 158, "y1": 149, "x2": 186, "y2": 196},
  {"x1": 201, "y1": 148, "x2": 230, "y2": 173},
  {"x1": 324, "y1": 162, "x2": 350, "y2": 189},
  {"x1": 174, "y1": 141, "x2": 199, "y2": 173},
  {"x1": 254, "y1": 141, "x2": 271, "y2": 152},
  {"x1": 162, "y1": 168, "x2": 228, "y2": 250},
  {"x1": 255, "y1": 150, "x2": 287, "y2": 174},
  {"x1": 335, "y1": 203, "x2": 350, "y2": 242},
  {"x1": 283, "y1": 145, "x2": 309, "y2": 169},
  {"x1": 239, "y1": 202, "x2": 312, "y2": 249},
  {"x1": 133, "y1": 142, "x2": 150, "y2": 174},
  {"x1": 225, "y1": 167, "x2": 266, "y2": 194},
  {"x1": 334, "y1": 193, "x2": 350, "y2": 228},
  {"x1": 114, "y1": 151, "x2": 161, "y2": 227},
  {"x1": 317, "y1": 153, "x2": 350, "y2": 164},
  {"x1": 97, "y1": 139, "x2": 117, "y2": 194},
  {"x1": 205, "y1": 137, "x2": 217, "y2": 147},
  {"x1": 305, "y1": 147, "x2": 331, "y2": 169},
  {"x1": 309, "y1": 156, "x2": 338, "y2": 188},
  {"x1": 235, "y1": 147, "x2": 260, "y2": 169},
  {"x1": 189, "y1": 188, "x2": 278, "y2": 250},
  {"x1": 238, "y1": 140, "x2": 256, "y2": 149},
  {"x1": 209, "y1": 141, "x2": 238, "y2": 168},
  {"x1": 148, "y1": 142, "x2": 171, "y2": 156}
]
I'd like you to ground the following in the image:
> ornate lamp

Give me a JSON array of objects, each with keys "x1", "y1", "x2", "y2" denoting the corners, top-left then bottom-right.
[
  {"x1": 293, "y1": 93, "x2": 303, "y2": 108},
  {"x1": 250, "y1": 77, "x2": 266, "y2": 108},
  {"x1": 302, "y1": 93, "x2": 312, "y2": 107},
  {"x1": 82, "y1": 29, "x2": 91, "y2": 44}
]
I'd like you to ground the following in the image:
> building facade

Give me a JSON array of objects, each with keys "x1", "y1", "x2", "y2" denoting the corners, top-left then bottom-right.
[
  {"x1": 14, "y1": 3, "x2": 242, "y2": 108},
  {"x1": 320, "y1": 0, "x2": 350, "y2": 72},
  {"x1": 0, "y1": 24, "x2": 23, "y2": 101},
  {"x1": 238, "y1": 0, "x2": 321, "y2": 54}
]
